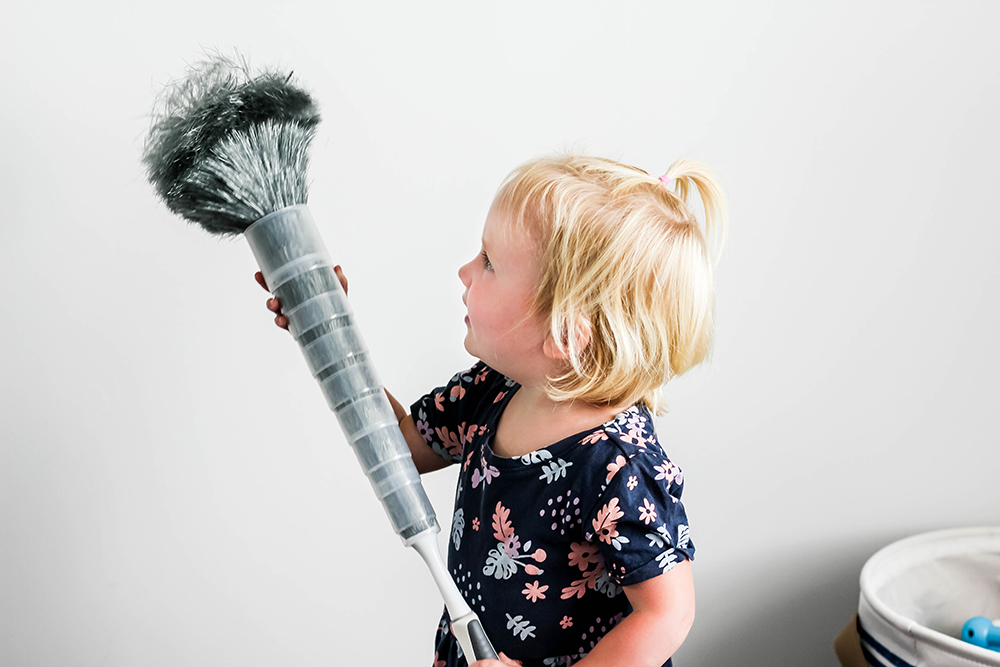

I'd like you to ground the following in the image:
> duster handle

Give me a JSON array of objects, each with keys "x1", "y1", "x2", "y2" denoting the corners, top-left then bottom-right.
[
  {"x1": 245, "y1": 205, "x2": 499, "y2": 657},
  {"x1": 245, "y1": 205, "x2": 438, "y2": 543},
  {"x1": 411, "y1": 533, "x2": 499, "y2": 662}
]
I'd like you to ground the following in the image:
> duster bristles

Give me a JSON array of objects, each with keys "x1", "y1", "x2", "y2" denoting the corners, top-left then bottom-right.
[{"x1": 143, "y1": 53, "x2": 321, "y2": 236}]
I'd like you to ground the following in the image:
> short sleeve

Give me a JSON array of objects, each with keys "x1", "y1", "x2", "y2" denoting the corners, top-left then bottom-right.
[
  {"x1": 410, "y1": 361, "x2": 502, "y2": 464},
  {"x1": 584, "y1": 448, "x2": 694, "y2": 587}
]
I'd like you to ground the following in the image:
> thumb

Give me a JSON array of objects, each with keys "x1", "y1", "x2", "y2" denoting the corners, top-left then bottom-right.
[{"x1": 334, "y1": 265, "x2": 348, "y2": 295}]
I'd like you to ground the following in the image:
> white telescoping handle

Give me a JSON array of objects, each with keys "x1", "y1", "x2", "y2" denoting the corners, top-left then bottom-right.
[{"x1": 411, "y1": 533, "x2": 498, "y2": 662}]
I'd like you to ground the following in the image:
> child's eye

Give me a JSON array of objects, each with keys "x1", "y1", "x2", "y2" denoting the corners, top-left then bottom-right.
[{"x1": 480, "y1": 250, "x2": 493, "y2": 271}]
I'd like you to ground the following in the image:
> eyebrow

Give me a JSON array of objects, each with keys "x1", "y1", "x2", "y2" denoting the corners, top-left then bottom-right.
[{"x1": 480, "y1": 230, "x2": 495, "y2": 255}]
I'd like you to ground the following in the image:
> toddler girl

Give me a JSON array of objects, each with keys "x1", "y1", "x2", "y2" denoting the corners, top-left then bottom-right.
[{"x1": 260, "y1": 154, "x2": 726, "y2": 666}]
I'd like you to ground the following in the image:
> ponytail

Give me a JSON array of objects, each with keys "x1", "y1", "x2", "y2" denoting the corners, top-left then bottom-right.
[{"x1": 660, "y1": 159, "x2": 728, "y2": 266}]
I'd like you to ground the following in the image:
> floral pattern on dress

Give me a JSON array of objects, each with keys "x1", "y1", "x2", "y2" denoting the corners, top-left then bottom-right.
[
  {"x1": 592, "y1": 498, "x2": 630, "y2": 551},
  {"x1": 539, "y1": 458, "x2": 573, "y2": 484},
  {"x1": 452, "y1": 508, "x2": 466, "y2": 550},
  {"x1": 523, "y1": 580, "x2": 548, "y2": 602},
  {"x1": 644, "y1": 523, "x2": 691, "y2": 573},
  {"x1": 412, "y1": 361, "x2": 692, "y2": 667},
  {"x1": 603, "y1": 406, "x2": 655, "y2": 450},
  {"x1": 653, "y1": 459, "x2": 683, "y2": 486},
  {"x1": 484, "y1": 502, "x2": 548, "y2": 580},
  {"x1": 561, "y1": 541, "x2": 621, "y2": 600},
  {"x1": 506, "y1": 613, "x2": 537, "y2": 640}
]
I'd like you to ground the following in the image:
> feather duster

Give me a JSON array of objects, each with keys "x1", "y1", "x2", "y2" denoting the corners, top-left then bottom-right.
[
  {"x1": 143, "y1": 54, "x2": 320, "y2": 235},
  {"x1": 142, "y1": 53, "x2": 498, "y2": 661}
]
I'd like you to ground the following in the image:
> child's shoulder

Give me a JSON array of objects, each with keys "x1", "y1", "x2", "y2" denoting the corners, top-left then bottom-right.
[
  {"x1": 583, "y1": 404, "x2": 667, "y2": 459},
  {"x1": 447, "y1": 360, "x2": 516, "y2": 392},
  {"x1": 572, "y1": 404, "x2": 684, "y2": 490},
  {"x1": 427, "y1": 361, "x2": 517, "y2": 408},
  {"x1": 571, "y1": 405, "x2": 694, "y2": 574},
  {"x1": 412, "y1": 361, "x2": 517, "y2": 463}
]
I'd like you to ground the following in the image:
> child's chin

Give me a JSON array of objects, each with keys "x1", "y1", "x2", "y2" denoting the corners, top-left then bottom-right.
[
  {"x1": 463, "y1": 339, "x2": 492, "y2": 369},
  {"x1": 462, "y1": 336, "x2": 477, "y2": 358}
]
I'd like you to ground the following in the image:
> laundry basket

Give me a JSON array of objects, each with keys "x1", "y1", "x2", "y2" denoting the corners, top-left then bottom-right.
[{"x1": 858, "y1": 527, "x2": 1000, "y2": 666}]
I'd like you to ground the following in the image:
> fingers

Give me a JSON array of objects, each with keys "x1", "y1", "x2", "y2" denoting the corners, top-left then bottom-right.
[
  {"x1": 469, "y1": 656, "x2": 520, "y2": 667},
  {"x1": 257, "y1": 272, "x2": 288, "y2": 330},
  {"x1": 266, "y1": 298, "x2": 289, "y2": 329},
  {"x1": 335, "y1": 265, "x2": 348, "y2": 295},
  {"x1": 257, "y1": 267, "x2": 344, "y2": 331}
]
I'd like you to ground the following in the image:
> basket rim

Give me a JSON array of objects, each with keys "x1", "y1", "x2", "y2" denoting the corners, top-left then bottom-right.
[{"x1": 859, "y1": 526, "x2": 1000, "y2": 662}]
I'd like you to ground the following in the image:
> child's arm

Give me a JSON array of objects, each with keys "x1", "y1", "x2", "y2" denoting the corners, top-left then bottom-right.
[
  {"x1": 576, "y1": 561, "x2": 695, "y2": 667},
  {"x1": 471, "y1": 562, "x2": 694, "y2": 667},
  {"x1": 384, "y1": 390, "x2": 453, "y2": 475}
]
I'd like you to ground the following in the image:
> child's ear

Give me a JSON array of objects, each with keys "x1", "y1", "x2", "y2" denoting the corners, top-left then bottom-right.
[{"x1": 543, "y1": 316, "x2": 592, "y2": 360}]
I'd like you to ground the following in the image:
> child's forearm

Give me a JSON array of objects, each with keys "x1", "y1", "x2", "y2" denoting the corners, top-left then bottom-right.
[
  {"x1": 384, "y1": 389, "x2": 452, "y2": 474},
  {"x1": 575, "y1": 561, "x2": 695, "y2": 667},
  {"x1": 573, "y1": 609, "x2": 693, "y2": 667}
]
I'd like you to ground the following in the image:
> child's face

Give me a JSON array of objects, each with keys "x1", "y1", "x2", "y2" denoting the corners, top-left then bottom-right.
[{"x1": 458, "y1": 203, "x2": 551, "y2": 383}]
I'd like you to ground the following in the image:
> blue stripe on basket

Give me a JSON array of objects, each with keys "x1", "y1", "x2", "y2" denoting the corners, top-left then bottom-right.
[
  {"x1": 856, "y1": 616, "x2": 916, "y2": 667},
  {"x1": 859, "y1": 641, "x2": 886, "y2": 667}
]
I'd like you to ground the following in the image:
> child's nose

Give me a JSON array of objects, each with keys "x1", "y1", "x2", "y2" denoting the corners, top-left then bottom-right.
[{"x1": 458, "y1": 259, "x2": 473, "y2": 287}]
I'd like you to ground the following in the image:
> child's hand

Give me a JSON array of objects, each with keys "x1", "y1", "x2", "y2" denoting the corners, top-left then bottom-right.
[
  {"x1": 470, "y1": 652, "x2": 521, "y2": 667},
  {"x1": 254, "y1": 266, "x2": 348, "y2": 330}
]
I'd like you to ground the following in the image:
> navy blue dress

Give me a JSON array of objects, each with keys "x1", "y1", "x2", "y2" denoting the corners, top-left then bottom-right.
[{"x1": 412, "y1": 362, "x2": 694, "y2": 667}]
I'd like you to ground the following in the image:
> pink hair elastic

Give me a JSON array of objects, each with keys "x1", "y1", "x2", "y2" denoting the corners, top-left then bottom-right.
[{"x1": 659, "y1": 174, "x2": 672, "y2": 188}]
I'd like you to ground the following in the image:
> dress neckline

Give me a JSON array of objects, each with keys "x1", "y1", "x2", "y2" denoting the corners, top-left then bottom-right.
[{"x1": 480, "y1": 384, "x2": 637, "y2": 469}]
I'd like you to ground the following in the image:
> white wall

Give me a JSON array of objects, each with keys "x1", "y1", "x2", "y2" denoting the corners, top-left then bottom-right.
[{"x1": 2, "y1": 2, "x2": 997, "y2": 665}]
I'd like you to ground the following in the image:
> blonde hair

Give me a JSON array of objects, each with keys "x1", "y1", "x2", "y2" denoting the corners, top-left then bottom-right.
[{"x1": 494, "y1": 154, "x2": 727, "y2": 414}]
